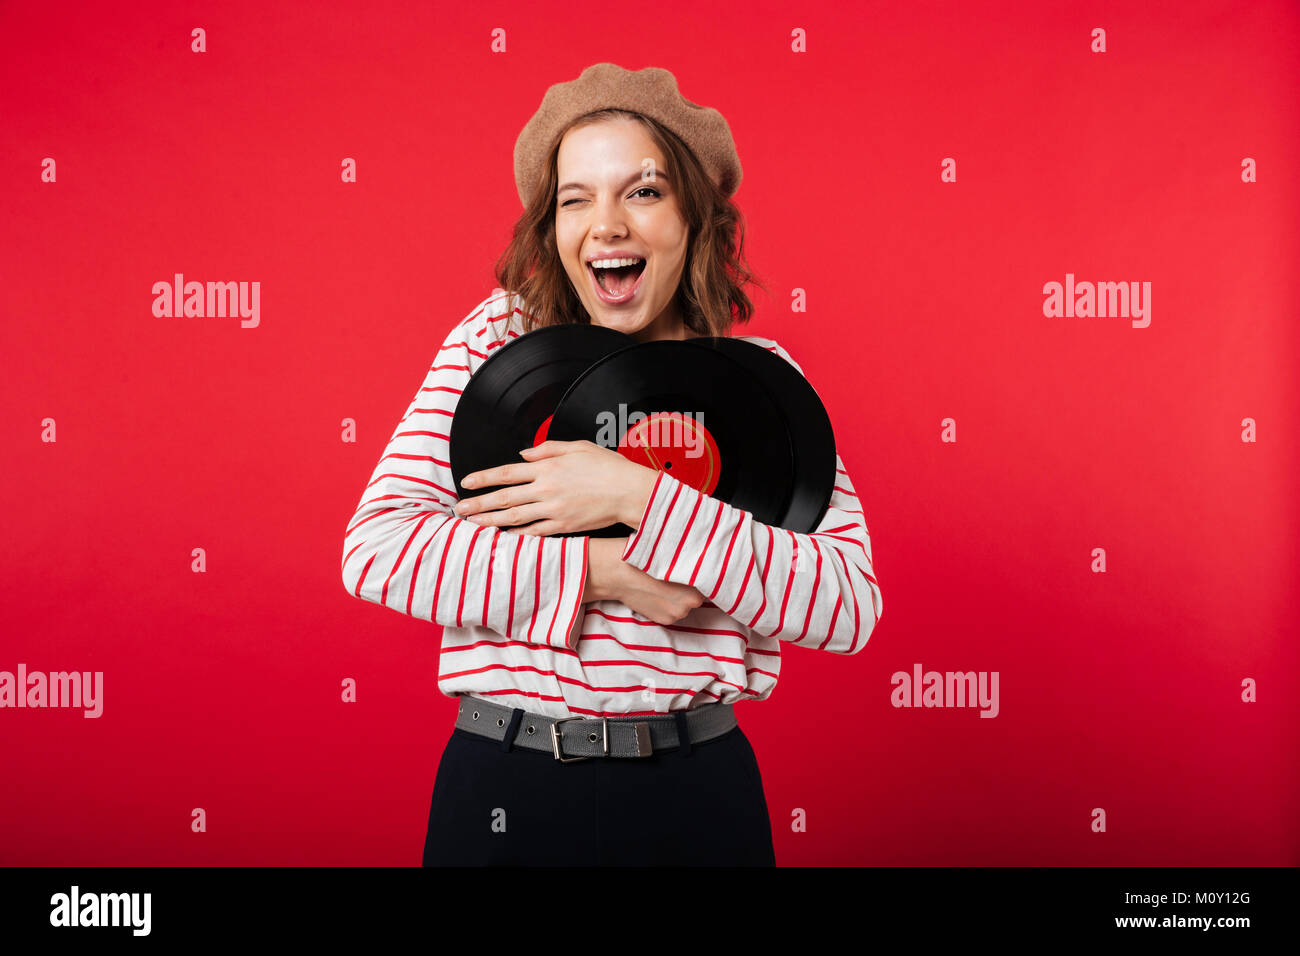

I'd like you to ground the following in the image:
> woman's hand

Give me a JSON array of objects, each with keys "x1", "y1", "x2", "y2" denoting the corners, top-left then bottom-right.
[
  {"x1": 454, "y1": 439, "x2": 659, "y2": 537},
  {"x1": 583, "y1": 537, "x2": 705, "y2": 625}
]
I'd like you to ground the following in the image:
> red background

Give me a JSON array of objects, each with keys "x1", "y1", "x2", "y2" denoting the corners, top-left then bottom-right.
[{"x1": 2, "y1": 0, "x2": 1297, "y2": 866}]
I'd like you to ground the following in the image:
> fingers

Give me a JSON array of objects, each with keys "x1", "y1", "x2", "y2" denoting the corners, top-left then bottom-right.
[
  {"x1": 461, "y1": 501, "x2": 549, "y2": 529},
  {"x1": 455, "y1": 483, "x2": 542, "y2": 517},
  {"x1": 518, "y1": 439, "x2": 593, "y2": 460},
  {"x1": 629, "y1": 581, "x2": 705, "y2": 625},
  {"x1": 461, "y1": 460, "x2": 538, "y2": 490}
]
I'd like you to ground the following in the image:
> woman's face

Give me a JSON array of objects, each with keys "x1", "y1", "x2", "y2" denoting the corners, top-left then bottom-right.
[{"x1": 554, "y1": 117, "x2": 691, "y2": 341}]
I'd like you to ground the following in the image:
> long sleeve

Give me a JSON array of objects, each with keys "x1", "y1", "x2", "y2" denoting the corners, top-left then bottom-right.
[
  {"x1": 340, "y1": 293, "x2": 589, "y2": 649},
  {"x1": 618, "y1": 342, "x2": 882, "y2": 654}
]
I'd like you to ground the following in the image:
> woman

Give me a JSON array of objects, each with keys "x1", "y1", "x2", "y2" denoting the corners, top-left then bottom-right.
[{"x1": 341, "y1": 63, "x2": 882, "y2": 866}]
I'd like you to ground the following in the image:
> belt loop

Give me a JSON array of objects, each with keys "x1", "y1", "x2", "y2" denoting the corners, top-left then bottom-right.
[
  {"x1": 500, "y1": 707, "x2": 525, "y2": 753},
  {"x1": 673, "y1": 711, "x2": 692, "y2": 758}
]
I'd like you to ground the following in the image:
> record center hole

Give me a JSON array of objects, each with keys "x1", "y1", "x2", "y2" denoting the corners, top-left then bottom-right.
[{"x1": 664, "y1": 462, "x2": 672, "y2": 469}]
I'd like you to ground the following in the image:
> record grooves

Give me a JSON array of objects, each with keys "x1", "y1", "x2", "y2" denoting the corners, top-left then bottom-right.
[
  {"x1": 546, "y1": 339, "x2": 796, "y2": 533},
  {"x1": 448, "y1": 324, "x2": 633, "y2": 502},
  {"x1": 685, "y1": 337, "x2": 837, "y2": 532},
  {"x1": 448, "y1": 323, "x2": 839, "y2": 539}
]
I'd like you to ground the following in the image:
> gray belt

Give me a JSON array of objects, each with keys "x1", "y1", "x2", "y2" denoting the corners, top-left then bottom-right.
[{"x1": 454, "y1": 695, "x2": 737, "y2": 761}]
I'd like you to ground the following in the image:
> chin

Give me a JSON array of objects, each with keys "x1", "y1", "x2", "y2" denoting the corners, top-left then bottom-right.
[
  {"x1": 586, "y1": 302, "x2": 650, "y2": 335},
  {"x1": 595, "y1": 316, "x2": 650, "y2": 337}
]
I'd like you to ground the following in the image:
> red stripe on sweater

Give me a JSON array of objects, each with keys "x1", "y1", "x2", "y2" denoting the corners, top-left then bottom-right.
[
  {"x1": 438, "y1": 342, "x2": 490, "y2": 361},
  {"x1": 390, "y1": 429, "x2": 451, "y2": 443},
  {"x1": 429, "y1": 520, "x2": 461, "y2": 621},
  {"x1": 707, "y1": 520, "x2": 743, "y2": 601},
  {"x1": 455, "y1": 293, "x2": 512, "y2": 328},
  {"x1": 441, "y1": 635, "x2": 579, "y2": 658},
  {"x1": 475, "y1": 324, "x2": 522, "y2": 340},
  {"x1": 830, "y1": 548, "x2": 865, "y2": 653},
  {"x1": 771, "y1": 530, "x2": 800, "y2": 637},
  {"x1": 380, "y1": 510, "x2": 439, "y2": 605},
  {"x1": 638, "y1": 477, "x2": 683, "y2": 569},
  {"x1": 664, "y1": 489, "x2": 704, "y2": 580},
  {"x1": 746, "y1": 525, "x2": 776, "y2": 629},
  {"x1": 584, "y1": 607, "x2": 748, "y2": 643},
  {"x1": 364, "y1": 472, "x2": 458, "y2": 500},
  {"x1": 342, "y1": 538, "x2": 370, "y2": 567},
  {"x1": 569, "y1": 632, "x2": 745, "y2": 666},
  {"x1": 481, "y1": 530, "x2": 503, "y2": 626},
  {"x1": 544, "y1": 542, "x2": 567, "y2": 646},
  {"x1": 353, "y1": 551, "x2": 377, "y2": 597},
  {"x1": 819, "y1": 588, "x2": 844, "y2": 651},
  {"x1": 724, "y1": 545, "x2": 757, "y2": 616},
  {"x1": 687, "y1": 498, "x2": 724, "y2": 587},
  {"x1": 455, "y1": 524, "x2": 487, "y2": 626},
  {"x1": 526, "y1": 536, "x2": 543, "y2": 643},
  {"x1": 345, "y1": 505, "x2": 400, "y2": 537},
  {"x1": 794, "y1": 541, "x2": 824, "y2": 644},
  {"x1": 622, "y1": 470, "x2": 666, "y2": 558},
  {"x1": 350, "y1": 495, "x2": 446, "y2": 523},
  {"x1": 574, "y1": 658, "x2": 744, "y2": 691},
  {"x1": 557, "y1": 539, "x2": 588, "y2": 649},
  {"x1": 814, "y1": 531, "x2": 870, "y2": 558},
  {"x1": 382, "y1": 451, "x2": 453, "y2": 469},
  {"x1": 462, "y1": 303, "x2": 527, "y2": 331},
  {"x1": 406, "y1": 516, "x2": 455, "y2": 616},
  {"x1": 506, "y1": 535, "x2": 523, "y2": 636},
  {"x1": 441, "y1": 662, "x2": 705, "y2": 699},
  {"x1": 820, "y1": 522, "x2": 860, "y2": 535}
]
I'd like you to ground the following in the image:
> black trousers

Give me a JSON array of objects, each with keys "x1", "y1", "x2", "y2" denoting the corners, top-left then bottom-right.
[{"x1": 422, "y1": 718, "x2": 776, "y2": 866}]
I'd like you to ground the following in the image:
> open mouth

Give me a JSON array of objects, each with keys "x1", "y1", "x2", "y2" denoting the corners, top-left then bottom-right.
[{"x1": 588, "y1": 258, "x2": 647, "y2": 301}]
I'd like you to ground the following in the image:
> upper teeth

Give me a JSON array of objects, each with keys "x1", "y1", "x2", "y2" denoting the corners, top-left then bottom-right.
[{"x1": 590, "y1": 257, "x2": 644, "y2": 269}]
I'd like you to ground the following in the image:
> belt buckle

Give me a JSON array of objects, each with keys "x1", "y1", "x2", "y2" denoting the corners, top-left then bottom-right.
[{"x1": 550, "y1": 715, "x2": 607, "y2": 762}]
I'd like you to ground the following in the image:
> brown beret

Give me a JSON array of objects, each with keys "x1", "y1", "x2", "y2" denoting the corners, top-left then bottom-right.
[{"x1": 513, "y1": 62, "x2": 743, "y2": 209}]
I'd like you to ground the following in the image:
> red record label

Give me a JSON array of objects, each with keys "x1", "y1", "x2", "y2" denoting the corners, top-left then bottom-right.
[
  {"x1": 533, "y1": 413, "x2": 553, "y2": 448},
  {"x1": 617, "y1": 411, "x2": 720, "y2": 495}
]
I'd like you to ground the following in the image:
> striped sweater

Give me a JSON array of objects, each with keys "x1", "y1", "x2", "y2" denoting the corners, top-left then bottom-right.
[{"x1": 341, "y1": 290, "x2": 882, "y2": 719}]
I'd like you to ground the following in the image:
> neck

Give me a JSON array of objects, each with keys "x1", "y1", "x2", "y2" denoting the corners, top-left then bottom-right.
[{"x1": 631, "y1": 303, "x2": 699, "y2": 343}]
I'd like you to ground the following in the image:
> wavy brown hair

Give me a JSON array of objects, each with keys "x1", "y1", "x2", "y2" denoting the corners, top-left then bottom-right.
[{"x1": 493, "y1": 108, "x2": 765, "y2": 337}]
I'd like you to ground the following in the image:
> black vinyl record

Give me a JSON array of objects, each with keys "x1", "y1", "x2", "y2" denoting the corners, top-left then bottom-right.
[
  {"x1": 448, "y1": 324, "x2": 633, "y2": 505},
  {"x1": 685, "y1": 337, "x2": 837, "y2": 532},
  {"x1": 546, "y1": 340, "x2": 796, "y2": 536}
]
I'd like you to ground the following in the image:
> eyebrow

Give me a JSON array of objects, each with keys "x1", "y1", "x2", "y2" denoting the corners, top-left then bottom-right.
[{"x1": 557, "y1": 169, "x2": 671, "y2": 195}]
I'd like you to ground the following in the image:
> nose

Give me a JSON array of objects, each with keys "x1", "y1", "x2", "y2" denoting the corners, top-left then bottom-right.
[{"x1": 589, "y1": 189, "x2": 628, "y2": 240}]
